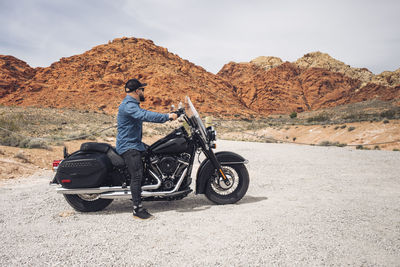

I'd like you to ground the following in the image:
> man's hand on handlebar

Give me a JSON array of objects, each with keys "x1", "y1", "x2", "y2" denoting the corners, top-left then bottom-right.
[{"x1": 169, "y1": 113, "x2": 178, "y2": 121}]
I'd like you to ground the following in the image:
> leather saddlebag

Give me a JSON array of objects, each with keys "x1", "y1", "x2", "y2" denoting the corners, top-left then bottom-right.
[{"x1": 55, "y1": 152, "x2": 111, "y2": 188}]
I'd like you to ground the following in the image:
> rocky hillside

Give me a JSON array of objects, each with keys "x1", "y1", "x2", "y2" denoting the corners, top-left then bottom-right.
[
  {"x1": 218, "y1": 52, "x2": 400, "y2": 114},
  {"x1": 251, "y1": 51, "x2": 400, "y2": 88},
  {"x1": 0, "y1": 37, "x2": 250, "y2": 116},
  {"x1": 1, "y1": 38, "x2": 399, "y2": 117},
  {"x1": 0, "y1": 56, "x2": 36, "y2": 98}
]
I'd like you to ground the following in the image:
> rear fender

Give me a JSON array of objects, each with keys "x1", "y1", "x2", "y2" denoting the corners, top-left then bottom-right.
[{"x1": 195, "y1": 151, "x2": 248, "y2": 194}]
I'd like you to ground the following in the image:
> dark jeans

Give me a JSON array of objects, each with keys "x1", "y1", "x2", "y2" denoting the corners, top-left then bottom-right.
[{"x1": 121, "y1": 149, "x2": 143, "y2": 208}]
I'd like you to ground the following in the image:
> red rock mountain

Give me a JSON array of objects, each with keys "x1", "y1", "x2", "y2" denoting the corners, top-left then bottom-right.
[
  {"x1": 218, "y1": 59, "x2": 400, "y2": 114},
  {"x1": 0, "y1": 55, "x2": 36, "y2": 98},
  {"x1": 0, "y1": 37, "x2": 249, "y2": 116},
  {"x1": 1, "y1": 38, "x2": 399, "y2": 116}
]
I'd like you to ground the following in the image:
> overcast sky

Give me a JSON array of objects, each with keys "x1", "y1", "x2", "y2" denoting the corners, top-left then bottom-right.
[{"x1": 1, "y1": 0, "x2": 399, "y2": 74}]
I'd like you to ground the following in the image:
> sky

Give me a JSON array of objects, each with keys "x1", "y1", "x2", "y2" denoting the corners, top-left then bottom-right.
[{"x1": 0, "y1": 0, "x2": 399, "y2": 74}]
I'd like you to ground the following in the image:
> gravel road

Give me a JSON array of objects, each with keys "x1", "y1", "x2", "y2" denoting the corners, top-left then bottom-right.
[{"x1": 1, "y1": 140, "x2": 399, "y2": 266}]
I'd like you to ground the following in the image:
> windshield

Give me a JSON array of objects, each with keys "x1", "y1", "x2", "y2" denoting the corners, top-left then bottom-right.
[{"x1": 185, "y1": 96, "x2": 208, "y2": 142}]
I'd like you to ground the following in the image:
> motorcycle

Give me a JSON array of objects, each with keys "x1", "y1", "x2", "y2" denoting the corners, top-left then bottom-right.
[{"x1": 50, "y1": 96, "x2": 249, "y2": 212}]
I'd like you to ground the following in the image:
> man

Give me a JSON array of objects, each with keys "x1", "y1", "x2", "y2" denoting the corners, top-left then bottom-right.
[{"x1": 116, "y1": 79, "x2": 178, "y2": 220}]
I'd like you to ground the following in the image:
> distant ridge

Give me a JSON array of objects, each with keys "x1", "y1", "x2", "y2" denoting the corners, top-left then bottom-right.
[{"x1": 1, "y1": 38, "x2": 399, "y2": 116}]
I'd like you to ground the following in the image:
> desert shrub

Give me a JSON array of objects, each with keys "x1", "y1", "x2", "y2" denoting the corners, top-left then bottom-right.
[
  {"x1": 0, "y1": 113, "x2": 38, "y2": 148},
  {"x1": 319, "y1": 141, "x2": 330, "y2": 146},
  {"x1": 318, "y1": 141, "x2": 347, "y2": 147},
  {"x1": 53, "y1": 140, "x2": 65, "y2": 146},
  {"x1": 241, "y1": 117, "x2": 252, "y2": 122},
  {"x1": 0, "y1": 114, "x2": 25, "y2": 131},
  {"x1": 356, "y1": 145, "x2": 370, "y2": 150},
  {"x1": 292, "y1": 137, "x2": 297, "y2": 141},
  {"x1": 307, "y1": 113, "x2": 330, "y2": 123},
  {"x1": 319, "y1": 141, "x2": 337, "y2": 146},
  {"x1": 374, "y1": 145, "x2": 380, "y2": 150},
  {"x1": 393, "y1": 148, "x2": 399, "y2": 152},
  {"x1": 340, "y1": 125, "x2": 347, "y2": 129},
  {"x1": 334, "y1": 126, "x2": 340, "y2": 130},
  {"x1": 383, "y1": 120, "x2": 389, "y2": 124},
  {"x1": 344, "y1": 114, "x2": 359, "y2": 122},
  {"x1": 25, "y1": 138, "x2": 50, "y2": 149},
  {"x1": 290, "y1": 112, "x2": 297, "y2": 119},
  {"x1": 380, "y1": 110, "x2": 395, "y2": 119},
  {"x1": 14, "y1": 152, "x2": 31, "y2": 163},
  {"x1": 0, "y1": 133, "x2": 27, "y2": 147},
  {"x1": 343, "y1": 113, "x2": 373, "y2": 122},
  {"x1": 348, "y1": 126, "x2": 356, "y2": 132},
  {"x1": 66, "y1": 131, "x2": 95, "y2": 141},
  {"x1": 0, "y1": 133, "x2": 50, "y2": 149}
]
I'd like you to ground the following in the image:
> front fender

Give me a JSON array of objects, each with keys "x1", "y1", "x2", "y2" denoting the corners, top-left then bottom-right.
[{"x1": 195, "y1": 151, "x2": 248, "y2": 194}]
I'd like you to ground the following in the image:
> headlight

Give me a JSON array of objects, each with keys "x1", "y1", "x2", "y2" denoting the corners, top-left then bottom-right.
[{"x1": 206, "y1": 126, "x2": 217, "y2": 141}]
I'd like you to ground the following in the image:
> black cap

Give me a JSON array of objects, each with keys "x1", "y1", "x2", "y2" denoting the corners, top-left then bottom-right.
[{"x1": 125, "y1": 79, "x2": 147, "y2": 93}]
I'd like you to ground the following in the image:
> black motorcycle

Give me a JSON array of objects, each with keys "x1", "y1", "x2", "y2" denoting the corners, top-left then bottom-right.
[{"x1": 51, "y1": 96, "x2": 249, "y2": 212}]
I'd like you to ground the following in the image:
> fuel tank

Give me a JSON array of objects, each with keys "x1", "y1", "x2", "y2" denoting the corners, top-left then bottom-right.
[{"x1": 149, "y1": 127, "x2": 189, "y2": 154}]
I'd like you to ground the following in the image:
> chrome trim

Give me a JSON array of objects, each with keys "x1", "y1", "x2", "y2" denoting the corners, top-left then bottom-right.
[
  {"x1": 177, "y1": 159, "x2": 189, "y2": 165},
  {"x1": 99, "y1": 189, "x2": 191, "y2": 199},
  {"x1": 99, "y1": 191, "x2": 131, "y2": 199},
  {"x1": 55, "y1": 167, "x2": 189, "y2": 199},
  {"x1": 171, "y1": 162, "x2": 182, "y2": 178},
  {"x1": 142, "y1": 167, "x2": 188, "y2": 197},
  {"x1": 56, "y1": 186, "x2": 129, "y2": 195},
  {"x1": 100, "y1": 168, "x2": 188, "y2": 199},
  {"x1": 220, "y1": 160, "x2": 249, "y2": 165},
  {"x1": 141, "y1": 169, "x2": 162, "y2": 190}
]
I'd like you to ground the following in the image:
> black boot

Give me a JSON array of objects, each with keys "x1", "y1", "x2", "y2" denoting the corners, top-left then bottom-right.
[{"x1": 133, "y1": 206, "x2": 154, "y2": 220}]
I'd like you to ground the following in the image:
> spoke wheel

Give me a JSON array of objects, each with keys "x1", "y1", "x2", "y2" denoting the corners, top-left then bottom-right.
[
  {"x1": 205, "y1": 164, "x2": 249, "y2": 205},
  {"x1": 77, "y1": 194, "x2": 100, "y2": 201},
  {"x1": 210, "y1": 166, "x2": 239, "y2": 196},
  {"x1": 64, "y1": 194, "x2": 113, "y2": 212}
]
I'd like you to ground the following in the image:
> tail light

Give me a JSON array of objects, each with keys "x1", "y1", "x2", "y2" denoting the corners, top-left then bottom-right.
[{"x1": 52, "y1": 160, "x2": 62, "y2": 172}]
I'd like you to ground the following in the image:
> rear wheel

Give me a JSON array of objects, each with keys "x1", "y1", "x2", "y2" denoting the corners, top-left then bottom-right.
[
  {"x1": 205, "y1": 164, "x2": 249, "y2": 204},
  {"x1": 63, "y1": 194, "x2": 113, "y2": 212}
]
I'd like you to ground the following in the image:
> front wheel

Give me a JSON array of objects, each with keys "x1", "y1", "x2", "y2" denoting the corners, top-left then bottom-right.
[
  {"x1": 63, "y1": 194, "x2": 113, "y2": 212},
  {"x1": 205, "y1": 164, "x2": 249, "y2": 205}
]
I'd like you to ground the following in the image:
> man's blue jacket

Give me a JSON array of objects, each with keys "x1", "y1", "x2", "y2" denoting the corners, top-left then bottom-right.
[{"x1": 116, "y1": 95, "x2": 169, "y2": 154}]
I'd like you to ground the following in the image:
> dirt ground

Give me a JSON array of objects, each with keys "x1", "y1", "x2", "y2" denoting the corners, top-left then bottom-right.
[
  {"x1": 1, "y1": 140, "x2": 399, "y2": 266},
  {"x1": 221, "y1": 120, "x2": 400, "y2": 150},
  {"x1": 1, "y1": 120, "x2": 399, "y2": 180}
]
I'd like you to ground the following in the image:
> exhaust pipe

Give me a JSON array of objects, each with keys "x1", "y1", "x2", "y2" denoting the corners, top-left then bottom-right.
[
  {"x1": 56, "y1": 169, "x2": 163, "y2": 195},
  {"x1": 141, "y1": 169, "x2": 162, "y2": 190},
  {"x1": 100, "y1": 168, "x2": 188, "y2": 199},
  {"x1": 99, "y1": 188, "x2": 192, "y2": 199},
  {"x1": 56, "y1": 168, "x2": 188, "y2": 199},
  {"x1": 56, "y1": 186, "x2": 128, "y2": 195}
]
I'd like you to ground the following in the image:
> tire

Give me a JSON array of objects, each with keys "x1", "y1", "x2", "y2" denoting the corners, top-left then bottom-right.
[
  {"x1": 63, "y1": 194, "x2": 113, "y2": 212},
  {"x1": 205, "y1": 164, "x2": 249, "y2": 205}
]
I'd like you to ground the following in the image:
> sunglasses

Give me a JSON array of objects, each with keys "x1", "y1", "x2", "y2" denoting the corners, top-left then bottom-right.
[{"x1": 137, "y1": 87, "x2": 145, "y2": 91}]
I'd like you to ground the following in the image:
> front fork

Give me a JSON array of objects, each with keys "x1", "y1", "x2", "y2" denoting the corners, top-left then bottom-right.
[{"x1": 203, "y1": 148, "x2": 231, "y2": 186}]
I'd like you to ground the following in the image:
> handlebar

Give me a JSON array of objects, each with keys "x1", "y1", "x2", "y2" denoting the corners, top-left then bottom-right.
[
  {"x1": 173, "y1": 108, "x2": 185, "y2": 116},
  {"x1": 169, "y1": 108, "x2": 185, "y2": 121}
]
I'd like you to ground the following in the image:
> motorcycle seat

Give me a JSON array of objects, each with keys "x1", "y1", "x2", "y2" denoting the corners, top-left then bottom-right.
[{"x1": 80, "y1": 142, "x2": 125, "y2": 167}]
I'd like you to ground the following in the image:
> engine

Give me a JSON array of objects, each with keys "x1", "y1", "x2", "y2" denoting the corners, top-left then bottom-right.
[
  {"x1": 149, "y1": 153, "x2": 190, "y2": 190},
  {"x1": 158, "y1": 157, "x2": 179, "y2": 175}
]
